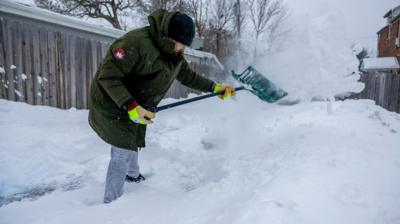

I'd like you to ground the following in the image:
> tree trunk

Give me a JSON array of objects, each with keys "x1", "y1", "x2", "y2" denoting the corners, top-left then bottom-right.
[
  {"x1": 216, "y1": 31, "x2": 221, "y2": 58},
  {"x1": 253, "y1": 33, "x2": 259, "y2": 64}
]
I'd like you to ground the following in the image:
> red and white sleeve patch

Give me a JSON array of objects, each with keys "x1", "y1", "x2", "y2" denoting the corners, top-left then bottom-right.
[{"x1": 114, "y1": 49, "x2": 126, "y2": 60}]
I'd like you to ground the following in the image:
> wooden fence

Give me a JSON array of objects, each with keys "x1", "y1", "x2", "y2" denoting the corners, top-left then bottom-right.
[
  {"x1": 0, "y1": 5, "x2": 226, "y2": 109},
  {"x1": 0, "y1": 18, "x2": 110, "y2": 109},
  {"x1": 354, "y1": 72, "x2": 400, "y2": 113}
]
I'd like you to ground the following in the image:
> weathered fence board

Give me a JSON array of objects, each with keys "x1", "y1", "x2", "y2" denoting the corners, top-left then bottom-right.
[
  {"x1": 390, "y1": 74, "x2": 400, "y2": 112},
  {"x1": 377, "y1": 75, "x2": 385, "y2": 106},
  {"x1": 48, "y1": 30, "x2": 57, "y2": 107},
  {"x1": 75, "y1": 36, "x2": 82, "y2": 109},
  {"x1": 22, "y1": 22, "x2": 33, "y2": 104},
  {"x1": 59, "y1": 32, "x2": 67, "y2": 109},
  {"x1": 4, "y1": 19, "x2": 14, "y2": 101},
  {"x1": 384, "y1": 74, "x2": 392, "y2": 110},
  {"x1": 15, "y1": 22, "x2": 24, "y2": 102},
  {"x1": 356, "y1": 72, "x2": 400, "y2": 113},
  {"x1": 361, "y1": 74, "x2": 367, "y2": 99},
  {"x1": 368, "y1": 74, "x2": 376, "y2": 100},
  {"x1": 32, "y1": 24, "x2": 42, "y2": 105},
  {"x1": 0, "y1": 20, "x2": 4, "y2": 99},
  {"x1": 69, "y1": 34, "x2": 76, "y2": 108},
  {"x1": 40, "y1": 26, "x2": 49, "y2": 105}
]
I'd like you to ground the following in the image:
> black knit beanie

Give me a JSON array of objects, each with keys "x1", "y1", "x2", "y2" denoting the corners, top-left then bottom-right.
[{"x1": 168, "y1": 12, "x2": 195, "y2": 47}]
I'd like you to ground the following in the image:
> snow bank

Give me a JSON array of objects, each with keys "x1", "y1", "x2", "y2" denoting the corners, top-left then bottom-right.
[{"x1": 1, "y1": 95, "x2": 400, "y2": 224}]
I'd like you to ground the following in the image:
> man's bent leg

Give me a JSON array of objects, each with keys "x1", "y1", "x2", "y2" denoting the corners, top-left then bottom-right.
[{"x1": 104, "y1": 145, "x2": 136, "y2": 203}]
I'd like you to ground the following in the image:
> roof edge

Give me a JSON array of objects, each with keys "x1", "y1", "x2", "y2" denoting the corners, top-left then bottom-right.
[
  {"x1": 185, "y1": 48, "x2": 225, "y2": 70},
  {"x1": 384, "y1": 10, "x2": 392, "y2": 18},
  {"x1": 0, "y1": 0, "x2": 125, "y2": 39},
  {"x1": 377, "y1": 25, "x2": 389, "y2": 35}
]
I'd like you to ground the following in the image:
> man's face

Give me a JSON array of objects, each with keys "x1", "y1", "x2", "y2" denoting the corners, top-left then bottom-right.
[{"x1": 170, "y1": 39, "x2": 185, "y2": 55}]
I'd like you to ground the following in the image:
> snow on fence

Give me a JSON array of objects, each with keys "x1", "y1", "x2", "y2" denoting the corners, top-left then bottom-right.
[
  {"x1": 355, "y1": 73, "x2": 400, "y2": 113},
  {"x1": 0, "y1": 2, "x2": 226, "y2": 109}
]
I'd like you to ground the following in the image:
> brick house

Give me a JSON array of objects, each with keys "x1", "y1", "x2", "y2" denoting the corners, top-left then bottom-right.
[
  {"x1": 378, "y1": 5, "x2": 400, "y2": 61},
  {"x1": 358, "y1": 5, "x2": 400, "y2": 114},
  {"x1": 362, "y1": 5, "x2": 400, "y2": 74}
]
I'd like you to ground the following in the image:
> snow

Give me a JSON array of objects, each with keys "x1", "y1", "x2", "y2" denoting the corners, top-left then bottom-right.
[
  {"x1": 1, "y1": 95, "x2": 400, "y2": 224},
  {"x1": 285, "y1": 0, "x2": 399, "y2": 50},
  {"x1": 21, "y1": 74, "x2": 28, "y2": 80},
  {"x1": 255, "y1": 1, "x2": 364, "y2": 102},
  {"x1": 362, "y1": 57, "x2": 400, "y2": 70},
  {"x1": 10, "y1": 65, "x2": 17, "y2": 70},
  {"x1": 0, "y1": 66, "x2": 5, "y2": 74},
  {"x1": 387, "y1": 5, "x2": 400, "y2": 21},
  {"x1": 14, "y1": 90, "x2": 22, "y2": 97}
]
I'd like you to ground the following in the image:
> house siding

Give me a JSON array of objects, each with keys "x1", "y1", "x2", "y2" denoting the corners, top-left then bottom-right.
[{"x1": 378, "y1": 18, "x2": 400, "y2": 62}]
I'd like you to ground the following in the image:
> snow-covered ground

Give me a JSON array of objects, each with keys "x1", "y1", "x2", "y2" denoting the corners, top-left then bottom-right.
[
  {"x1": 1, "y1": 1, "x2": 400, "y2": 223},
  {"x1": 1, "y1": 93, "x2": 400, "y2": 224}
]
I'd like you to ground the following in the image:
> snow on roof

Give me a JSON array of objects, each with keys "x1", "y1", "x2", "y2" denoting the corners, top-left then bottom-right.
[
  {"x1": 384, "y1": 5, "x2": 400, "y2": 19},
  {"x1": 362, "y1": 57, "x2": 400, "y2": 70},
  {"x1": 184, "y1": 48, "x2": 224, "y2": 70},
  {"x1": 377, "y1": 25, "x2": 389, "y2": 34},
  {"x1": 0, "y1": 0, "x2": 125, "y2": 38}
]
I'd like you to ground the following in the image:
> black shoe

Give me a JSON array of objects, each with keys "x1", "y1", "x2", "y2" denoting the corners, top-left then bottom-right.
[{"x1": 125, "y1": 174, "x2": 146, "y2": 183}]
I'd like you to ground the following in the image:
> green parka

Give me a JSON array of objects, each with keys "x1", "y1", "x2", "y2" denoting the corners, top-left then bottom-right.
[{"x1": 88, "y1": 9, "x2": 215, "y2": 150}]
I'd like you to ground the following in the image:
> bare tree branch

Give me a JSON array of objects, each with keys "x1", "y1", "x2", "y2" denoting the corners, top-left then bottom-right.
[
  {"x1": 186, "y1": 0, "x2": 210, "y2": 38},
  {"x1": 246, "y1": 0, "x2": 288, "y2": 60},
  {"x1": 35, "y1": 0, "x2": 138, "y2": 30}
]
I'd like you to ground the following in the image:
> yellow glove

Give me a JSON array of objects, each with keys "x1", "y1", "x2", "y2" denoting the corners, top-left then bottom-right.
[
  {"x1": 127, "y1": 103, "x2": 155, "y2": 125},
  {"x1": 213, "y1": 83, "x2": 236, "y2": 100}
]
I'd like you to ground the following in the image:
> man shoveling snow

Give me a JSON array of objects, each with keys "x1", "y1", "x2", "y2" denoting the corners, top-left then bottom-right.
[{"x1": 88, "y1": 9, "x2": 235, "y2": 203}]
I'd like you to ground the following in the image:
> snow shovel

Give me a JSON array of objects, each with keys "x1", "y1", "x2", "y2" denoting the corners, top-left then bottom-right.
[{"x1": 151, "y1": 66, "x2": 288, "y2": 112}]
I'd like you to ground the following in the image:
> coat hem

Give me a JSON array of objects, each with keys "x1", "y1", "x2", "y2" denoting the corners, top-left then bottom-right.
[{"x1": 88, "y1": 115, "x2": 145, "y2": 151}]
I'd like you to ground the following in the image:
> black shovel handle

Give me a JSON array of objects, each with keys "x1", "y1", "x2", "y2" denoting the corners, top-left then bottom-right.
[{"x1": 150, "y1": 86, "x2": 245, "y2": 112}]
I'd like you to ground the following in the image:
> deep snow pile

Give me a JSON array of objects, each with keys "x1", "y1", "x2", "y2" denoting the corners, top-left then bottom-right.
[{"x1": 1, "y1": 94, "x2": 400, "y2": 224}]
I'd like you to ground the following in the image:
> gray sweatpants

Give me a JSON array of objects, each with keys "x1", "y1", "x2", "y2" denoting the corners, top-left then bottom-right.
[{"x1": 104, "y1": 145, "x2": 140, "y2": 203}]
